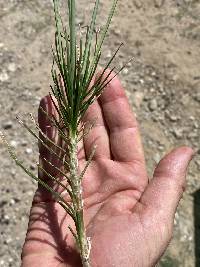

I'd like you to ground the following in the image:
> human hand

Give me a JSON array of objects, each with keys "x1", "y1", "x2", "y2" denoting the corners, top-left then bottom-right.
[{"x1": 21, "y1": 74, "x2": 194, "y2": 267}]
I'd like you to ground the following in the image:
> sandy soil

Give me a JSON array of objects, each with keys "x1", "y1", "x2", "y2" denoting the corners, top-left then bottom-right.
[{"x1": 0, "y1": 0, "x2": 200, "y2": 266}]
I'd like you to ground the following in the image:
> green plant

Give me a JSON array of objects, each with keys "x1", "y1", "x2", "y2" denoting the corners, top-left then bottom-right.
[{"x1": 0, "y1": 0, "x2": 129, "y2": 266}]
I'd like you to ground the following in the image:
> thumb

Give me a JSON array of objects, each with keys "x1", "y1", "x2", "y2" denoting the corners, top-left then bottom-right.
[{"x1": 140, "y1": 146, "x2": 194, "y2": 221}]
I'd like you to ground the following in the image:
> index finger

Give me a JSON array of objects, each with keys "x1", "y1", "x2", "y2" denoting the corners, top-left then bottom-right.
[{"x1": 99, "y1": 72, "x2": 145, "y2": 165}]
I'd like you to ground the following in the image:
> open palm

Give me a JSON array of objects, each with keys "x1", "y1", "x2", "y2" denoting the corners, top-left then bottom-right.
[{"x1": 22, "y1": 75, "x2": 193, "y2": 267}]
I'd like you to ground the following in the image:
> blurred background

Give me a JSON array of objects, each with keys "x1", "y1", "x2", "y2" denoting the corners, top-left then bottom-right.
[{"x1": 0, "y1": 0, "x2": 200, "y2": 266}]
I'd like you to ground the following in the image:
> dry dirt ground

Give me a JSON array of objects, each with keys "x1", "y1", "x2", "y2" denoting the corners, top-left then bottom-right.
[{"x1": 0, "y1": 0, "x2": 200, "y2": 266}]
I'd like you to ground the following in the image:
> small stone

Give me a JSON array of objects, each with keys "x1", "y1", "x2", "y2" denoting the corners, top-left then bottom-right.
[
  {"x1": 181, "y1": 94, "x2": 190, "y2": 105},
  {"x1": 169, "y1": 115, "x2": 178, "y2": 122},
  {"x1": 190, "y1": 116, "x2": 195, "y2": 120},
  {"x1": 195, "y1": 159, "x2": 200, "y2": 170},
  {"x1": 172, "y1": 74, "x2": 179, "y2": 82},
  {"x1": 0, "y1": 43, "x2": 4, "y2": 48},
  {"x1": 8, "y1": 258, "x2": 14, "y2": 266},
  {"x1": 154, "y1": 0, "x2": 164, "y2": 7},
  {"x1": 174, "y1": 211, "x2": 179, "y2": 226},
  {"x1": 21, "y1": 140, "x2": 28, "y2": 146},
  {"x1": 105, "y1": 50, "x2": 112, "y2": 59},
  {"x1": 11, "y1": 169, "x2": 16, "y2": 176},
  {"x1": 113, "y1": 28, "x2": 121, "y2": 36},
  {"x1": 158, "y1": 145, "x2": 164, "y2": 151},
  {"x1": 166, "y1": 112, "x2": 178, "y2": 122},
  {"x1": 7, "y1": 62, "x2": 16, "y2": 72},
  {"x1": 193, "y1": 122, "x2": 199, "y2": 129},
  {"x1": 153, "y1": 153, "x2": 160, "y2": 164},
  {"x1": 2, "y1": 121, "x2": 13, "y2": 129},
  {"x1": 10, "y1": 140, "x2": 18, "y2": 148},
  {"x1": 149, "y1": 87, "x2": 155, "y2": 93},
  {"x1": 0, "y1": 260, "x2": 5, "y2": 266},
  {"x1": 139, "y1": 79, "x2": 144, "y2": 84},
  {"x1": 10, "y1": 199, "x2": 15, "y2": 205},
  {"x1": 144, "y1": 94, "x2": 150, "y2": 101},
  {"x1": 3, "y1": 214, "x2": 10, "y2": 224},
  {"x1": 133, "y1": 0, "x2": 143, "y2": 9},
  {"x1": 173, "y1": 128, "x2": 183, "y2": 139},
  {"x1": 122, "y1": 68, "x2": 129, "y2": 75},
  {"x1": 30, "y1": 164, "x2": 36, "y2": 170},
  {"x1": 133, "y1": 91, "x2": 144, "y2": 108},
  {"x1": 151, "y1": 71, "x2": 156, "y2": 76},
  {"x1": 25, "y1": 148, "x2": 33, "y2": 154},
  {"x1": 0, "y1": 70, "x2": 9, "y2": 82},
  {"x1": 5, "y1": 237, "x2": 12, "y2": 245},
  {"x1": 148, "y1": 99, "x2": 157, "y2": 111},
  {"x1": 15, "y1": 236, "x2": 20, "y2": 241}
]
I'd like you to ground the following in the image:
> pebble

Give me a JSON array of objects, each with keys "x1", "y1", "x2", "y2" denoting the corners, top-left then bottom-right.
[
  {"x1": 0, "y1": 260, "x2": 5, "y2": 266},
  {"x1": 15, "y1": 236, "x2": 20, "y2": 241},
  {"x1": 151, "y1": 71, "x2": 157, "y2": 77},
  {"x1": 10, "y1": 199, "x2": 15, "y2": 206},
  {"x1": 158, "y1": 145, "x2": 164, "y2": 151},
  {"x1": 154, "y1": 0, "x2": 164, "y2": 8},
  {"x1": 139, "y1": 79, "x2": 144, "y2": 84},
  {"x1": 7, "y1": 63, "x2": 16, "y2": 73},
  {"x1": 122, "y1": 68, "x2": 129, "y2": 75},
  {"x1": 25, "y1": 148, "x2": 33, "y2": 154},
  {"x1": 10, "y1": 140, "x2": 17, "y2": 148},
  {"x1": 105, "y1": 50, "x2": 112, "y2": 59},
  {"x1": 173, "y1": 128, "x2": 183, "y2": 139},
  {"x1": 21, "y1": 140, "x2": 28, "y2": 146},
  {"x1": 11, "y1": 169, "x2": 16, "y2": 176},
  {"x1": 2, "y1": 121, "x2": 13, "y2": 130},
  {"x1": 148, "y1": 99, "x2": 157, "y2": 111},
  {"x1": 0, "y1": 71, "x2": 9, "y2": 82},
  {"x1": 168, "y1": 115, "x2": 178, "y2": 122},
  {"x1": 133, "y1": 91, "x2": 144, "y2": 108},
  {"x1": 181, "y1": 94, "x2": 190, "y2": 106},
  {"x1": 144, "y1": 94, "x2": 150, "y2": 101},
  {"x1": 4, "y1": 237, "x2": 12, "y2": 245},
  {"x1": 112, "y1": 28, "x2": 121, "y2": 37},
  {"x1": 195, "y1": 159, "x2": 200, "y2": 170},
  {"x1": 2, "y1": 215, "x2": 10, "y2": 224},
  {"x1": 30, "y1": 164, "x2": 36, "y2": 170},
  {"x1": 8, "y1": 258, "x2": 13, "y2": 266},
  {"x1": 153, "y1": 153, "x2": 160, "y2": 164},
  {"x1": 174, "y1": 211, "x2": 179, "y2": 226},
  {"x1": 166, "y1": 111, "x2": 178, "y2": 122},
  {"x1": 193, "y1": 121, "x2": 199, "y2": 129},
  {"x1": 149, "y1": 87, "x2": 156, "y2": 93},
  {"x1": 133, "y1": 0, "x2": 143, "y2": 9}
]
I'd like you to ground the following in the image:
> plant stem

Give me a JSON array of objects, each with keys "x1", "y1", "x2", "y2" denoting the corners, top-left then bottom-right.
[{"x1": 69, "y1": 130, "x2": 91, "y2": 267}]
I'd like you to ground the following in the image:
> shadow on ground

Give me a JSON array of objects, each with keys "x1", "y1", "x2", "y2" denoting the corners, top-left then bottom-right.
[{"x1": 194, "y1": 189, "x2": 200, "y2": 267}]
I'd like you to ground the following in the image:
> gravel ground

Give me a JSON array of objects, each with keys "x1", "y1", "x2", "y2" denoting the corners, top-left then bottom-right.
[{"x1": 0, "y1": 0, "x2": 200, "y2": 266}]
